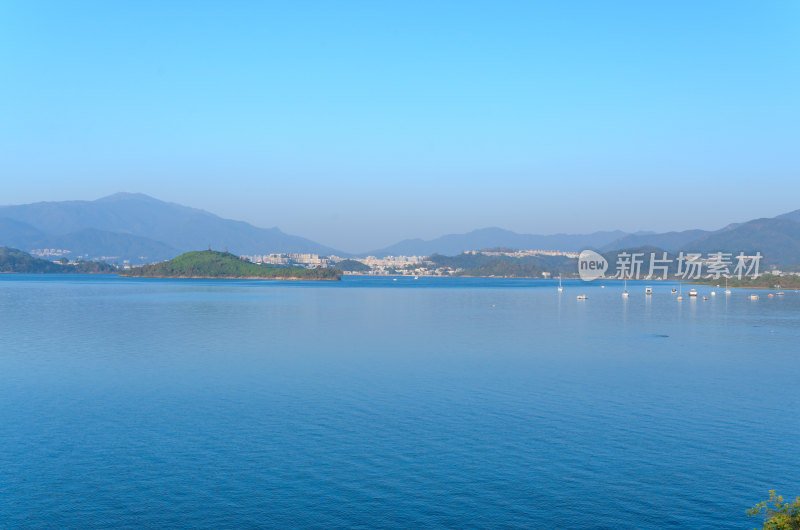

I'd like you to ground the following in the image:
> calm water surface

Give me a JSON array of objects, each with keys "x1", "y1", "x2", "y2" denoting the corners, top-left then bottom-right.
[{"x1": 1, "y1": 275, "x2": 798, "y2": 528}]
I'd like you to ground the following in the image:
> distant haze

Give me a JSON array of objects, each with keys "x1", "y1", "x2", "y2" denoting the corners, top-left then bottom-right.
[
  {"x1": 2, "y1": 193, "x2": 800, "y2": 266},
  {"x1": 2, "y1": 3, "x2": 799, "y2": 253}
]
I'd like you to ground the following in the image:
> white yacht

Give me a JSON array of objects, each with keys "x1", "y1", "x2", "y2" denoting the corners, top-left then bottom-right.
[{"x1": 689, "y1": 289, "x2": 698, "y2": 297}]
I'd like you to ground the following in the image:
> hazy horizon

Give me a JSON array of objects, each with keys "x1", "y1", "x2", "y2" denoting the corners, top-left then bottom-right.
[
  {"x1": 2, "y1": 2, "x2": 799, "y2": 252},
  {"x1": 2, "y1": 190, "x2": 795, "y2": 255}
]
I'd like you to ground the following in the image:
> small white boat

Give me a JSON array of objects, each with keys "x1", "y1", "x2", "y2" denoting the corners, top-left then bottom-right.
[
  {"x1": 671, "y1": 288, "x2": 677, "y2": 294},
  {"x1": 622, "y1": 279, "x2": 629, "y2": 298},
  {"x1": 577, "y1": 294, "x2": 587, "y2": 300},
  {"x1": 689, "y1": 289, "x2": 698, "y2": 297},
  {"x1": 777, "y1": 291, "x2": 785, "y2": 296},
  {"x1": 645, "y1": 286, "x2": 652, "y2": 296},
  {"x1": 414, "y1": 275, "x2": 419, "y2": 280},
  {"x1": 558, "y1": 275, "x2": 563, "y2": 293},
  {"x1": 750, "y1": 294, "x2": 759, "y2": 300},
  {"x1": 703, "y1": 296, "x2": 709, "y2": 301},
  {"x1": 724, "y1": 278, "x2": 731, "y2": 294},
  {"x1": 711, "y1": 291, "x2": 716, "y2": 296}
]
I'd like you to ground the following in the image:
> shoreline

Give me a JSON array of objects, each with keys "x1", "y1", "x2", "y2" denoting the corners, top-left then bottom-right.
[
  {"x1": 118, "y1": 274, "x2": 340, "y2": 281},
  {"x1": 690, "y1": 283, "x2": 797, "y2": 291}
]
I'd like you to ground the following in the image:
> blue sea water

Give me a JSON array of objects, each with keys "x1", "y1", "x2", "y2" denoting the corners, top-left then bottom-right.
[{"x1": 0, "y1": 274, "x2": 798, "y2": 529}]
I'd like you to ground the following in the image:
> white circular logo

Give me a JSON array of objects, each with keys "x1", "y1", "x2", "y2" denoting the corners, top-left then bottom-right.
[{"x1": 578, "y1": 250, "x2": 608, "y2": 281}]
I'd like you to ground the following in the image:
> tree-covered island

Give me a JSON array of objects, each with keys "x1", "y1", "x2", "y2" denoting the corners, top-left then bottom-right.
[{"x1": 120, "y1": 250, "x2": 341, "y2": 280}]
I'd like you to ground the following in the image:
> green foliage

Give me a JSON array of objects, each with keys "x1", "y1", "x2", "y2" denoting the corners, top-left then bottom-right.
[
  {"x1": 748, "y1": 491, "x2": 800, "y2": 529},
  {"x1": 335, "y1": 259, "x2": 370, "y2": 272},
  {"x1": 0, "y1": 247, "x2": 61, "y2": 273},
  {"x1": 455, "y1": 259, "x2": 545, "y2": 278},
  {"x1": 693, "y1": 273, "x2": 800, "y2": 290},
  {"x1": 0, "y1": 247, "x2": 115, "y2": 274},
  {"x1": 72, "y1": 260, "x2": 117, "y2": 273},
  {"x1": 425, "y1": 252, "x2": 574, "y2": 278},
  {"x1": 121, "y1": 250, "x2": 341, "y2": 280}
]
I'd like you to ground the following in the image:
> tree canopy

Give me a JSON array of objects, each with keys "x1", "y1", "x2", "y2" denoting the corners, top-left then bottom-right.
[{"x1": 748, "y1": 491, "x2": 800, "y2": 529}]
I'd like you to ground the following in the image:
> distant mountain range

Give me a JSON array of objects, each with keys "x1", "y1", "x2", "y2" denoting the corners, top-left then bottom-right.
[
  {"x1": 366, "y1": 228, "x2": 631, "y2": 257},
  {"x1": 1, "y1": 193, "x2": 798, "y2": 267},
  {"x1": 370, "y1": 214, "x2": 800, "y2": 267},
  {"x1": 0, "y1": 193, "x2": 340, "y2": 264}
]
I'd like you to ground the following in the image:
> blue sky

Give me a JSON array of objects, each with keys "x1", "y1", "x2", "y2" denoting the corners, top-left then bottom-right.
[{"x1": 1, "y1": 1, "x2": 799, "y2": 253}]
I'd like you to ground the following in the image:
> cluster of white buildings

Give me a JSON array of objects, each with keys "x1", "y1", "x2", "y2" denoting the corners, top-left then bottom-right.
[
  {"x1": 344, "y1": 255, "x2": 424, "y2": 268},
  {"x1": 240, "y1": 249, "x2": 800, "y2": 278},
  {"x1": 242, "y1": 253, "x2": 427, "y2": 274},
  {"x1": 246, "y1": 253, "x2": 331, "y2": 267},
  {"x1": 30, "y1": 248, "x2": 72, "y2": 258},
  {"x1": 241, "y1": 249, "x2": 560, "y2": 276}
]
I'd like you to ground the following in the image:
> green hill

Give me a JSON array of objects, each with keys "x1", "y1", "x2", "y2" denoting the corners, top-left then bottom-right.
[
  {"x1": 335, "y1": 259, "x2": 370, "y2": 272},
  {"x1": 693, "y1": 273, "x2": 800, "y2": 290},
  {"x1": 426, "y1": 252, "x2": 576, "y2": 278},
  {"x1": 0, "y1": 247, "x2": 116, "y2": 273},
  {"x1": 120, "y1": 250, "x2": 341, "y2": 280},
  {"x1": 684, "y1": 218, "x2": 800, "y2": 267}
]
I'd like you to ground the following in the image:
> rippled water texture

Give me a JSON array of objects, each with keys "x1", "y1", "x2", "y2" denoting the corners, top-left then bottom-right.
[{"x1": 1, "y1": 275, "x2": 798, "y2": 528}]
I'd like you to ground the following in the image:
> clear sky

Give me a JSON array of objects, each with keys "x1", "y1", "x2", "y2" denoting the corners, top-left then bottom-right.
[{"x1": 1, "y1": 1, "x2": 799, "y2": 253}]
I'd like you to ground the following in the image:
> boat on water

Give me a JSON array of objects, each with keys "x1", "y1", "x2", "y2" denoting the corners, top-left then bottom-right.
[
  {"x1": 725, "y1": 277, "x2": 731, "y2": 295},
  {"x1": 689, "y1": 289, "x2": 698, "y2": 297},
  {"x1": 777, "y1": 291, "x2": 785, "y2": 296},
  {"x1": 671, "y1": 288, "x2": 677, "y2": 294},
  {"x1": 645, "y1": 286, "x2": 652, "y2": 296},
  {"x1": 558, "y1": 275, "x2": 563, "y2": 293},
  {"x1": 577, "y1": 294, "x2": 587, "y2": 300},
  {"x1": 750, "y1": 294, "x2": 759, "y2": 300},
  {"x1": 703, "y1": 296, "x2": 709, "y2": 301},
  {"x1": 677, "y1": 282, "x2": 683, "y2": 300},
  {"x1": 622, "y1": 279, "x2": 629, "y2": 298}
]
